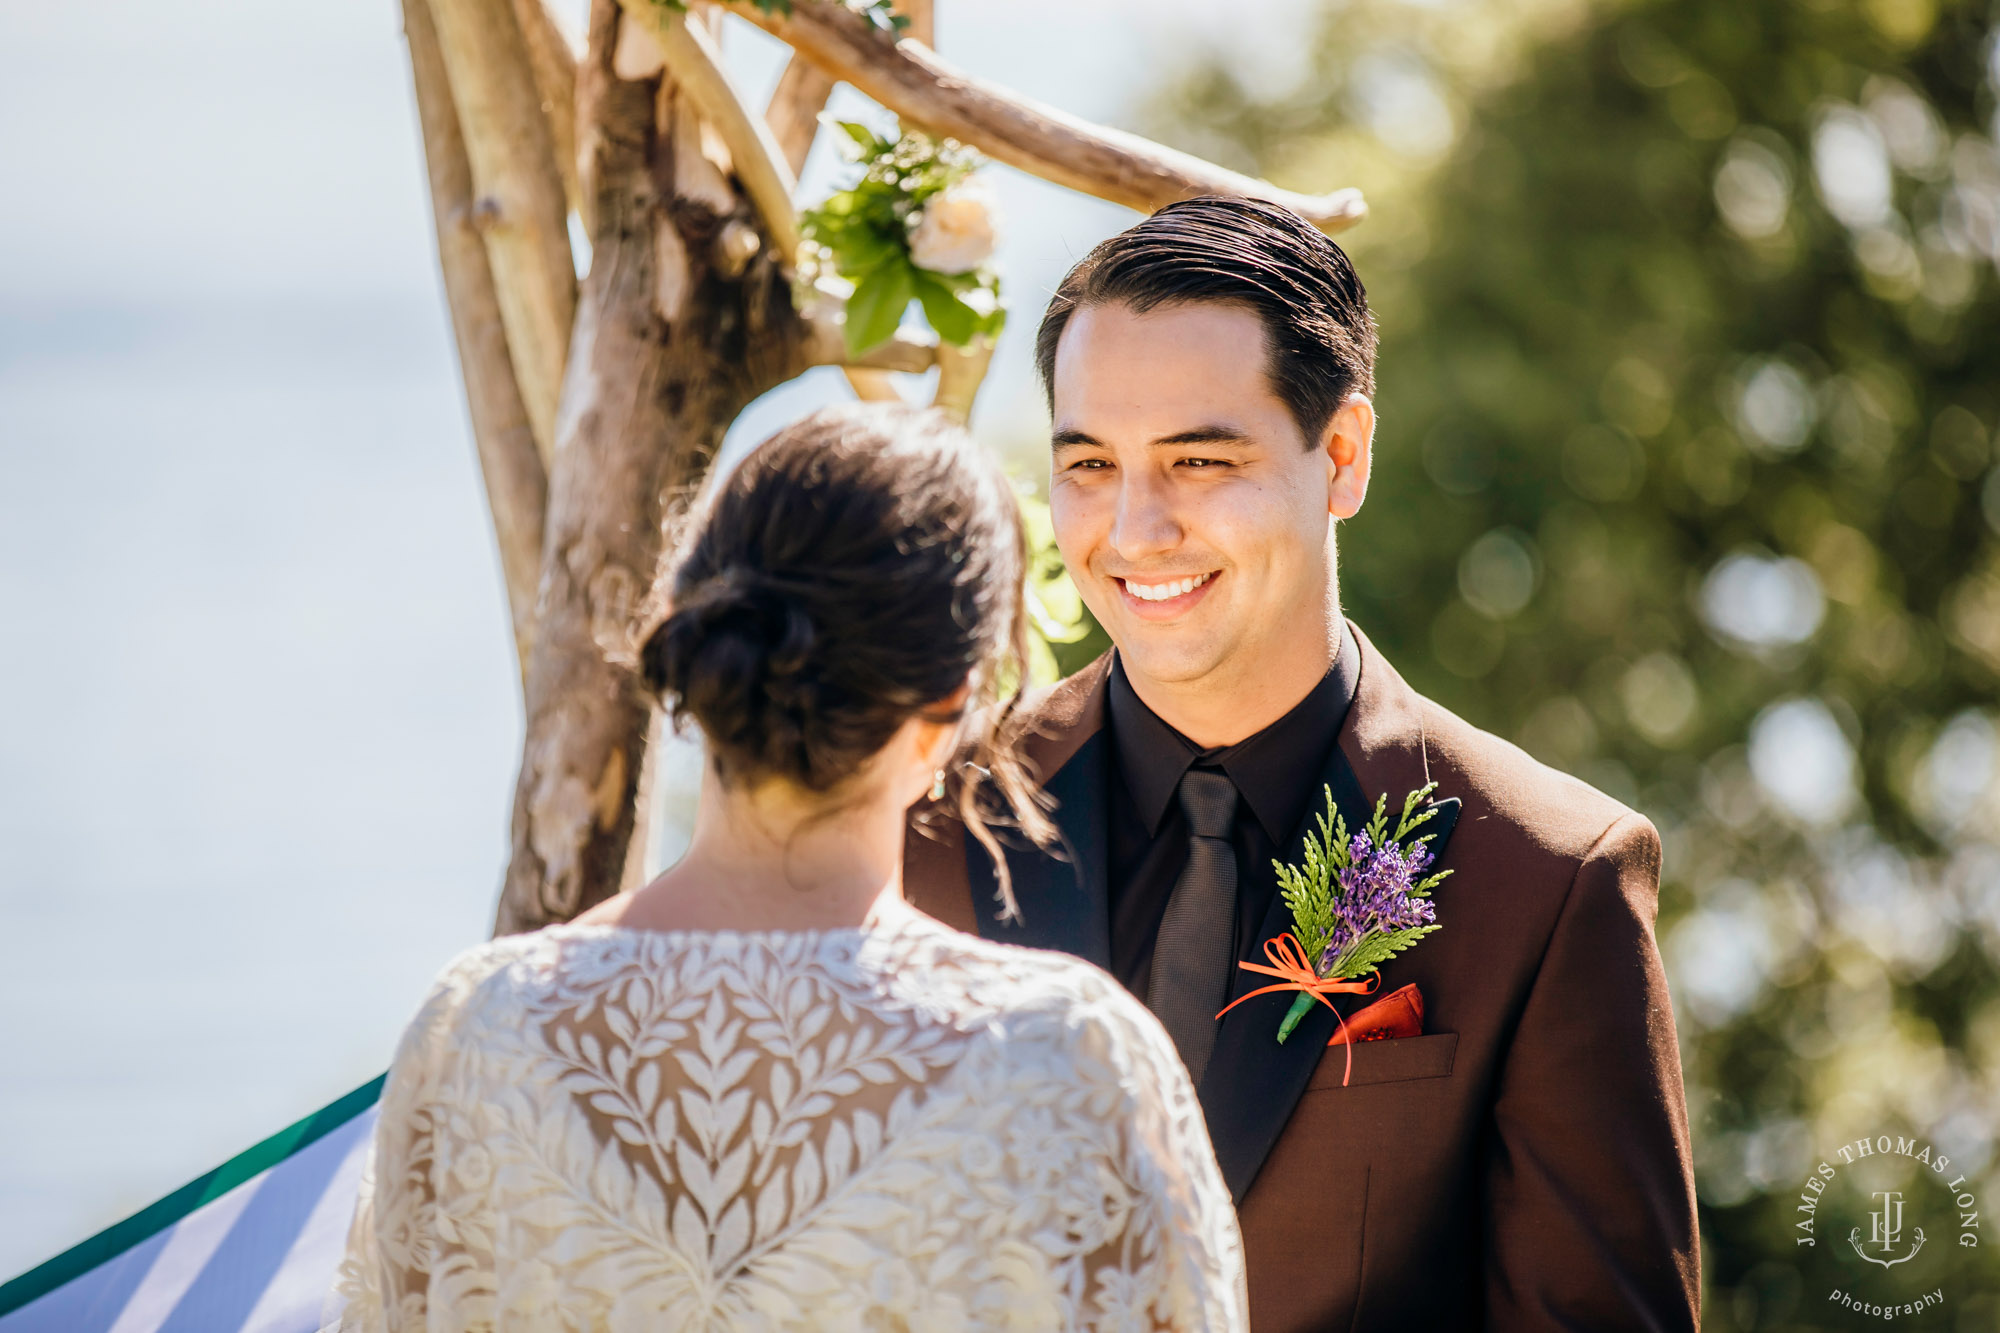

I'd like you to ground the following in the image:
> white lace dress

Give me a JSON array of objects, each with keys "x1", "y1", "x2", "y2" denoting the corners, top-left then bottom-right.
[{"x1": 323, "y1": 897, "x2": 1246, "y2": 1332}]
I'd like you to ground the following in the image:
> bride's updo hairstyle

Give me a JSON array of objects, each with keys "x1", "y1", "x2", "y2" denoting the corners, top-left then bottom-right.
[{"x1": 640, "y1": 402, "x2": 1052, "y2": 911}]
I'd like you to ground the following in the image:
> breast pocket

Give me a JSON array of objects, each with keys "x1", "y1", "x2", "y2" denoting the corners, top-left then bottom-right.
[{"x1": 1305, "y1": 1031, "x2": 1458, "y2": 1091}]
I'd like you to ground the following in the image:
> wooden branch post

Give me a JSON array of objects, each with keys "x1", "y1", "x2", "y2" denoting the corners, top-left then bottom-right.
[
  {"x1": 625, "y1": 4, "x2": 802, "y2": 266},
  {"x1": 766, "y1": 56, "x2": 835, "y2": 176},
  {"x1": 429, "y1": 0, "x2": 580, "y2": 466},
  {"x1": 492, "y1": 0, "x2": 812, "y2": 935},
  {"x1": 404, "y1": 0, "x2": 549, "y2": 674},
  {"x1": 511, "y1": 0, "x2": 583, "y2": 215}
]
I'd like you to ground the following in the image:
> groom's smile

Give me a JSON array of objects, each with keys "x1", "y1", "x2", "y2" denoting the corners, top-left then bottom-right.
[{"x1": 1116, "y1": 569, "x2": 1220, "y2": 615}]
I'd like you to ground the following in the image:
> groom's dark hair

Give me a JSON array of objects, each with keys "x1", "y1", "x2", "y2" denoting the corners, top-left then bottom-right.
[{"x1": 1034, "y1": 195, "x2": 1377, "y2": 443}]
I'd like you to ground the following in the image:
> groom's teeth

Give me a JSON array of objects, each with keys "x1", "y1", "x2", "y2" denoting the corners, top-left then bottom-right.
[{"x1": 1125, "y1": 573, "x2": 1214, "y2": 602}]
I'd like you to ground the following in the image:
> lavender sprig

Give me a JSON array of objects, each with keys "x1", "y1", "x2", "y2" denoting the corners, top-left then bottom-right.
[
  {"x1": 1315, "y1": 832, "x2": 1440, "y2": 979},
  {"x1": 1269, "y1": 783, "x2": 1452, "y2": 1042}
]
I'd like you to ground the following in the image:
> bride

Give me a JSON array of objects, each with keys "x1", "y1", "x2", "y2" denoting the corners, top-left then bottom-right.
[{"x1": 324, "y1": 403, "x2": 1246, "y2": 1330}]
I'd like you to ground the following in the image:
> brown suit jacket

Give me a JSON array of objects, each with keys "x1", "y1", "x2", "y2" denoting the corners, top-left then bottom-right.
[{"x1": 905, "y1": 624, "x2": 1700, "y2": 1331}]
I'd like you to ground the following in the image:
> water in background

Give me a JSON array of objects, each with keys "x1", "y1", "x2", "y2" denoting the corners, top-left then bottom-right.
[{"x1": 0, "y1": 296, "x2": 524, "y2": 1270}]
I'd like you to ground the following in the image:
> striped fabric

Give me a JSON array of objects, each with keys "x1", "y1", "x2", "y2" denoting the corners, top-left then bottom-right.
[{"x1": 0, "y1": 1077, "x2": 382, "y2": 1333}]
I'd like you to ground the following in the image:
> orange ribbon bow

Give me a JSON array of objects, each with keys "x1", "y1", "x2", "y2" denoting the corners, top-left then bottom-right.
[{"x1": 1214, "y1": 932, "x2": 1380, "y2": 1087}]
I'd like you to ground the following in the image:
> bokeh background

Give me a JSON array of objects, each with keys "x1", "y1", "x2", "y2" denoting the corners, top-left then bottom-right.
[{"x1": 4, "y1": 0, "x2": 1999, "y2": 1324}]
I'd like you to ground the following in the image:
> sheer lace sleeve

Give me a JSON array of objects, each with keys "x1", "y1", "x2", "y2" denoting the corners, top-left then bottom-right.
[
  {"x1": 322, "y1": 944, "x2": 511, "y2": 1333},
  {"x1": 1072, "y1": 975, "x2": 1249, "y2": 1333}
]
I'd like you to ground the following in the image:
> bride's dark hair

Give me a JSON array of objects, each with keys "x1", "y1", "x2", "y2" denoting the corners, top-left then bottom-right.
[{"x1": 639, "y1": 402, "x2": 1053, "y2": 915}]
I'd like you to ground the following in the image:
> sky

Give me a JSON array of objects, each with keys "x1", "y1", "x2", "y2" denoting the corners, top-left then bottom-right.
[{"x1": 0, "y1": 0, "x2": 1337, "y2": 1277}]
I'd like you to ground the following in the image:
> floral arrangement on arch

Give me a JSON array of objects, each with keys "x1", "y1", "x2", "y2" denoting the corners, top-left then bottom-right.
[{"x1": 801, "y1": 121, "x2": 1005, "y2": 358}]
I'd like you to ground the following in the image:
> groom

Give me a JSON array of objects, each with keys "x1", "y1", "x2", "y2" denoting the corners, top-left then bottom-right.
[{"x1": 906, "y1": 197, "x2": 1700, "y2": 1329}]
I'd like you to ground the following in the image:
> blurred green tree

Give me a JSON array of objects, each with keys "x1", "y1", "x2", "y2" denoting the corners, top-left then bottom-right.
[{"x1": 1143, "y1": 0, "x2": 2000, "y2": 1324}]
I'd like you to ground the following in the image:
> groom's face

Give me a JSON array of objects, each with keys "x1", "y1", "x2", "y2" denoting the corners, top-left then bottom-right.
[{"x1": 1048, "y1": 300, "x2": 1362, "y2": 693}]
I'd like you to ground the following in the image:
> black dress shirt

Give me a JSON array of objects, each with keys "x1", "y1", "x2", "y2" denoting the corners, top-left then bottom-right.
[{"x1": 1105, "y1": 623, "x2": 1361, "y2": 997}]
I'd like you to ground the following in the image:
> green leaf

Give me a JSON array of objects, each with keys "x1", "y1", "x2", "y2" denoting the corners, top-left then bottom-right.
[
  {"x1": 804, "y1": 192, "x2": 860, "y2": 224},
  {"x1": 1392, "y1": 783, "x2": 1439, "y2": 842},
  {"x1": 844, "y1": 260, "x2": 915, "y2": 358},
  {"x1": 912, "y1": 272, "x2": 977, "y2": 346},
  {"x1": 835, "y1": 120, "x2": 881, "y2": 155},
  {"x1": 1363, "y1": 791, "x2": 1392, "y2": 847},
  {"x1": 1414, "y1": 868, "x2": 1453, "y2": 896},
  {"x1": 916, "y1": 266, "x2": 981, "y2": 293},
  {"x1": 1326, "y1": 924, "x2": 1442, "y2": 981},
  {"x1": 843, "y1": 230, "x2": 904, "y2": 276},
  {"x1": 1275, "y1": 784, "x2": 1346, "y2": 962}
]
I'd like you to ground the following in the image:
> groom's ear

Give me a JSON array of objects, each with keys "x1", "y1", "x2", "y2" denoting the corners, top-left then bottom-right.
[{"x1": 1323, "y1": 394, "x2": 1374, "y2": 520}]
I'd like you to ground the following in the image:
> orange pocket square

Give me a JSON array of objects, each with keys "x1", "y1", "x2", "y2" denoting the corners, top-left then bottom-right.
[{"x1": 1329, "y1": 982, "x2": 1424, "y2": 1045}]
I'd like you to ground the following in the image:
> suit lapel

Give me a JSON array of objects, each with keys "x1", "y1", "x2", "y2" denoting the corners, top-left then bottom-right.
[
  {"x1": 964, "y1": 657, "x2": 1115, "y2": 969},
  {"x1": 971, "y1": 729, "x2": 1113, "y2": 968},
  {"x1": 1198, "y1": 735, "x2": 1464, "y2": 1203}
]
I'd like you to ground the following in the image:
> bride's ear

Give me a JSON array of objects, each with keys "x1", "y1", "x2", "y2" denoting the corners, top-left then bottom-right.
[
  {"x1": 1324, "y1": 394, "x2": 1374, "y2": 520},
  {"x1": 918, "y1": 682, "x2": 975, "y2": 761},
  {"x1": 877, "y1": 682, "x2": 971, "y2": 809}
]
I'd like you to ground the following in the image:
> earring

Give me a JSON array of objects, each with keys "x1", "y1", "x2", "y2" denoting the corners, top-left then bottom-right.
[{"x1": 930, "y1": 769, "x2": 947, "y2": 801}]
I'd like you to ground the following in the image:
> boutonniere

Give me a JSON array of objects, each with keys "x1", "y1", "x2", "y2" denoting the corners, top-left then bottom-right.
[{"x1": 1216, "y1": 782, "x2": 1452, "y2": 1081}]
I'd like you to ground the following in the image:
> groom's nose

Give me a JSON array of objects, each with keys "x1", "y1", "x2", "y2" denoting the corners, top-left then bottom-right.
[{"x1": 1107, "y1": 469, "x2": 1185, "y2": 563}]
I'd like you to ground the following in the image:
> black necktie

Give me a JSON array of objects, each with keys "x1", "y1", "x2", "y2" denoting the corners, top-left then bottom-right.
[{"x1": 1146, "y1": 767, "x2": 1239, "y2": 1084}]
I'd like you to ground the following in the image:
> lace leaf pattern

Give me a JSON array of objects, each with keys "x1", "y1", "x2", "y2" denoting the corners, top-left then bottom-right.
[{"x1": 325, "y1": 904, "x2": 1246, "y2": 1332}]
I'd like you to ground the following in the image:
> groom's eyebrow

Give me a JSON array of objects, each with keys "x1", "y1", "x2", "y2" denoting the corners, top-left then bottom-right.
[
  {"x1": 1050, "y1": 425, "x2": 1254, "y2": 451},
  {"x1": 1153, "y1": 425, "x2": 1254, "y2": 447}
]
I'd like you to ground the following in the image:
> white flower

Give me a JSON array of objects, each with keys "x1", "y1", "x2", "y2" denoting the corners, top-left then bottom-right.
[{"x1": 906, "y1": 181, "x2": 999, "y2": 275}]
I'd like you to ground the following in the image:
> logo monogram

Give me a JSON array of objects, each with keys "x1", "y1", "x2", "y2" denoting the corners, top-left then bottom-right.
[{"x1": 1850, "y1": 1190, "x2": 1926, "y2": 1268}]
